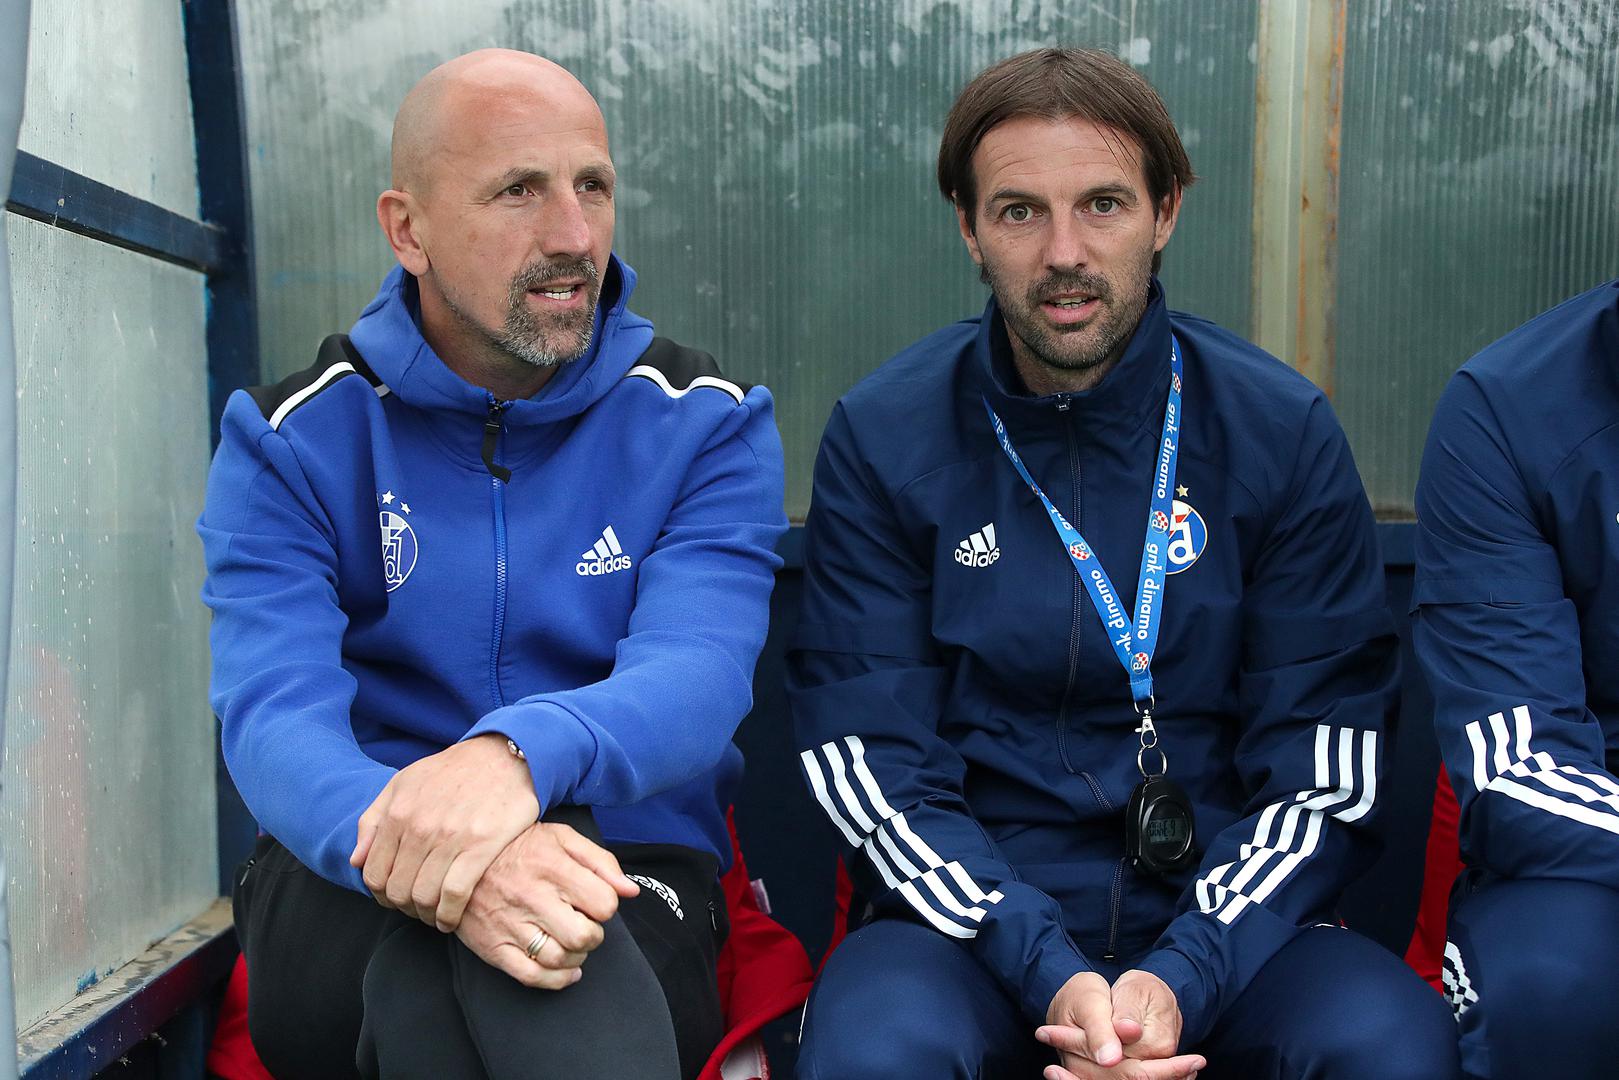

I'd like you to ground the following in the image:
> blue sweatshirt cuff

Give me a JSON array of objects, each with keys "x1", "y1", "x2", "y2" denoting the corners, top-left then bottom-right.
[
  {"x1": 463, "y1": 702, "x2": 598, "y2": 814},
  {"x1": 1024, "y1": 944, "x2": 1092, "y2": 1025},
  {"x1": 1134, "y1": 947, "x2": 1215, "y2": 1049}
]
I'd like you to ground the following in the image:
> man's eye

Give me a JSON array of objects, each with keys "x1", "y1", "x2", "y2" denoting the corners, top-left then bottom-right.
[
  {"x1": 1092, "y1": 197, "x2": 1119, "y2": 215},
  {"x1": 1004, "y1": 205, "x2": 1033, "y2": 223},
  {"x1": 503, "y1": 183, "x2": 528, "y2": 197}
]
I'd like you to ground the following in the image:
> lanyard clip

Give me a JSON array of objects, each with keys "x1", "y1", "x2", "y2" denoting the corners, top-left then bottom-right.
[
  {"x1": 1135, "y1": 700, "x2": 1166, "y2": 778},
  {"x1": 1133, "y1": 696, "x2": 1158, "y2": 744}
]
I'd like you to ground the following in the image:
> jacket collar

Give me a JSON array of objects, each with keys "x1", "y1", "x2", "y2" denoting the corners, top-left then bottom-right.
[
  {"x1": 347, "y1": 253, "x2": 654, "y2": 428},
  {"x1": 973, "y1": 277, "x2": 1174, "y2": 438}
]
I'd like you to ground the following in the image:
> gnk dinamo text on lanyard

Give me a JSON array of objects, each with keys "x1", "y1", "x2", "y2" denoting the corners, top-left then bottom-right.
[{"x1": 984, "y1": 338, "x2": 1197, "y2": 877}]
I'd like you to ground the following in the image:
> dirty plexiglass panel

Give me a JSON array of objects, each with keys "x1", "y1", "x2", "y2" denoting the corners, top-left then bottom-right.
[
  {"x1": 1336, "y1": 0, "x2": 1619, "y2": 516},
  {"x1": 2, "y1": 217, "x2": 216, "y2": 1031},
  {"x1": 15, "y1": 0, "x2": 200, "y2": 219},
  {"x1": 236, "y1": 0, "x2": 1259, "y2": 518}
]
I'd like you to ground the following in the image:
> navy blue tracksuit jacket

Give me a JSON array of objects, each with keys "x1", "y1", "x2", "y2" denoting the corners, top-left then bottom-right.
[
  {"x1": 788, "y1": 282, "x2": 1398, "y2": 1045},
  {"x1": 1415, "y1": 279, "x2": 1619, "y2": 887}
]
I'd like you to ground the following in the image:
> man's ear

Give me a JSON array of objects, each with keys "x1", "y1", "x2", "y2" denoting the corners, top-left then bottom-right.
[
  {"x1": 954, "y1": 198, "x2": 984, "y2": 267},
  {"x1": 1152, "y1": 185, "x2": 1182, "y2": 255},
  {"x1": 377, "y1": 189, "x2": 430, "y2": 276}
]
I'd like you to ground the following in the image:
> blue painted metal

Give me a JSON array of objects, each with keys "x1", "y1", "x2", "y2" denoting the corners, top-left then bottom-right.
[
  {"x1": 1378, "y1": 520, "x2": 1416, "y2": 568},
  {"x1": 183, "y1": 0, "x2": 262, "y2": 444},
  {"x1": 181, "y1": 0, "x2": 261, "y2": 900},
  {"x1": 17, "y1": 930, "x2": 235, "y2": 1080},
  {"x1": 5, "y1": 151, "x2": 226, "y2": 274}
]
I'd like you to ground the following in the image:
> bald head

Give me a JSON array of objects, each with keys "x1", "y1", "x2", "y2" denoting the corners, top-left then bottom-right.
[
  {"x1": 376, "y1": 48, "x2": 618, "y2": 400},
  {"x1": 390, "y1": 49, "x2": 606, "y2": 193}
]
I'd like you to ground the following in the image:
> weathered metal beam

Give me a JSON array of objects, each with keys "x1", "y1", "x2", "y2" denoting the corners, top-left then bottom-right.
[
  {"x1": 5, "y1": 151, "x2": 228, "y2": 275},
  {"x1": 16, "y1": 901, "x2": 236, "y2": 1080}
]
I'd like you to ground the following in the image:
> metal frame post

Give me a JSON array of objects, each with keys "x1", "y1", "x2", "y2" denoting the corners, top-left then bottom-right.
[
  {"x1": 1251, "y1": 0, "x2": 1346, "y2": 395},
  {"x1": 182, "y1": 0, "x2": 263, "y2": 897},
  {"x1": 0, "y1": 2, "x2": 32, "y2": 1076}
]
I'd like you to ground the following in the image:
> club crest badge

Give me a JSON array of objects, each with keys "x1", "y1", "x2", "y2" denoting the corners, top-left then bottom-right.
[
  {"x1": 1131, "y1": 651, "x2": 1150, "y2": 673},
  {"x1": 380, "y1": 508, "x2": 418, "y2": 591},
  {"x1": 1151, "y1": 509, "x2": 1170, "y2": 533},
  {"x1": 1069, "y1": 542, "x2": 1089, "y2": 560},
  {"x1": 1166, "y1": 499, "x2": 1207, "y2": 575}
]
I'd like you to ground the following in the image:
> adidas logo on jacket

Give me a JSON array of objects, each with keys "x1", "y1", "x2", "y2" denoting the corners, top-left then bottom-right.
[
  {"x1": 577, "y1": 525, "x2": 633, "y2": 576},
  {"x1": 953, "y1": 524, "x2": 1000, "y2": 567}
]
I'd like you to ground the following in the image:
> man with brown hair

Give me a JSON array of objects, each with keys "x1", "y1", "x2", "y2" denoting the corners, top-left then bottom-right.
[{"x1": 789, "y1": 48, "x2": 1458, "y2": 1079}]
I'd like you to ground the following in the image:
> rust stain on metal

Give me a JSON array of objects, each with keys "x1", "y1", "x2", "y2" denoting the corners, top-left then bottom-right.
[{"x1": 1294, "y1": 0, "x2": 1347, "y2": 400}]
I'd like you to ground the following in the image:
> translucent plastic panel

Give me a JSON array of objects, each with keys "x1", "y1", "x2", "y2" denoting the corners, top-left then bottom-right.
[
  {"x1": 1, "y1": 217, "x2": 216, "y2": 1031},
  {"x1": 1337, "y1": 0, "x2": 1619, "y2": 516},
  {"x1": 16, "y1": 0, "x2": 201, "y2": 218},
  {"x1": 237, "y1": 0, "x2": 1258, "y2": 518}
]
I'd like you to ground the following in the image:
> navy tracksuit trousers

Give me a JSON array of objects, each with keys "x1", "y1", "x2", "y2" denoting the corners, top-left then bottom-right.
[
  {"x1": 1445, "y1": 875, "x2": 1619, "y2": 1080},
  {"x1": 799, "y1": 919, "x2": 1461, "y2": 1079}
]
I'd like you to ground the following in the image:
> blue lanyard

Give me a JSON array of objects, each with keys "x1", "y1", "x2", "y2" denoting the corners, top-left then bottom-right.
[{"x1": 983, "y1": 338, "x2": 1184, "y2": 712}]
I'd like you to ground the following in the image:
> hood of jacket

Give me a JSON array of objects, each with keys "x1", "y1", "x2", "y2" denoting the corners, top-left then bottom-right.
[{"x1": 346, "y1": 253, "x2": 654, "y2": 429}]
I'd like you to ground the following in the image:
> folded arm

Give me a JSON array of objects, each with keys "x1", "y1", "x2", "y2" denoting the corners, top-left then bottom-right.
[
  {"x1": 1138, "y1": 398, "x2": 1398, "y2": 1047},
  {"x1": 1413, "y1": 372, "x2": 1619, "y2": 889}
]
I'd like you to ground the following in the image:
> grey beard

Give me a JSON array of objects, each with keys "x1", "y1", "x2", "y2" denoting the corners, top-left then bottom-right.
[
  {"x1": 498, "y1": 257, "x2": 600, "y2": 368},
  {"x1": 496, "y1": 307, "x2": 594, "y2": 369}
]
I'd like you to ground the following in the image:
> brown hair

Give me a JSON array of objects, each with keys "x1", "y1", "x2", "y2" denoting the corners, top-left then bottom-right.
[{"x1": 938, "y1": 47, "x2": 1195, "y2": 232}]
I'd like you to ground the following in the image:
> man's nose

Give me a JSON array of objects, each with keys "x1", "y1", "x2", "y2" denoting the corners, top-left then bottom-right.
[
  {"x1": 537, "y1": 191, "x2": 592, "y2": 258},
  {"x1": 1044, "y1": 213, "x2": 1088, "y2": 271}
]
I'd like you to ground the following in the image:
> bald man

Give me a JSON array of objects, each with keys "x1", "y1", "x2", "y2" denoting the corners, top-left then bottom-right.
[{"x1": 200, "y1": 50, "x2": 786, "y2": 1079}]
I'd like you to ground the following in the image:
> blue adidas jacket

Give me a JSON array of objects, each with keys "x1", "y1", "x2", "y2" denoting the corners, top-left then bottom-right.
[
  {"x1": 788, "y1": 283, "x2": 1397, "y2": 1043},
  {"x1": 200, "y1": 256, "x2": 786, "y2": 894},
  {"x1": 1415, "y1": 279, "x2": 1619, "y2": 887}
]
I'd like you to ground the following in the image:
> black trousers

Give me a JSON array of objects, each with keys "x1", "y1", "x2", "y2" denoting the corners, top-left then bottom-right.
[{"x1": 233, "y1": 807, "x2": 727, "y2": 1080}]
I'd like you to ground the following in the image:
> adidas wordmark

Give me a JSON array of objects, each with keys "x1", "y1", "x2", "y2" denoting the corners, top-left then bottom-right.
[
  {"x1": 576, "y1": 525, "x2": 633, "y2": 576},
  {"x1": 954, "y1": 523, "x2": 1000, "y2": 568}
]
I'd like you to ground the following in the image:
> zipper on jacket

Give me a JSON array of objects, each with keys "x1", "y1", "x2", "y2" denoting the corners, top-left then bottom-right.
[
  {"x1": 486, "y1": 399, "x2": 510, "y2": 710},
  {"x1": 481, "y1": 401, "x2": 512, "y2": 483},
  {"x1": 1054, "y1": 396, "x2": 1083, "y2": 775},
  {"x1": 1079, "y1": 771, "x2": 1113, "y2": 813},
  {"x1": 1101, "y1": 856, "x2": 1127, "y2": 962},
  {"x1": 1047, "y1": 394, "x2": 1128, "y2": 964}
]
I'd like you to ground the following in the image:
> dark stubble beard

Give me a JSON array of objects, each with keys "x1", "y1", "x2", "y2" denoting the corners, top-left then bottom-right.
[
  {"x1": 982, "y1": 254, "x2": 1151, "y2": 380},
  {"x1": 443, "y1": 256, "x2": 601, "y2": 370}
]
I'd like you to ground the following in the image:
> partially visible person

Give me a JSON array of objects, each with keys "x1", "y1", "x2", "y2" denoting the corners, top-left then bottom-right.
[
  {"x1": 788, "y1": 47, "x2": 1460, "y2": 1080},
  {"x1": 1414, "y1": 277, "x2": 1619, "y2": 1080},
  {"x1": 200, "y1": 49, "x2": 785, "y2": 1079}
]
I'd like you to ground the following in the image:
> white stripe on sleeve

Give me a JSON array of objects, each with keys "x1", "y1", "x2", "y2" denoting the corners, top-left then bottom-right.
[
  {"x1": 1465, "y1": 705, "x2": 1619, "y2": 834},
  {"x1": 801, "y1": 742, "x2": 982, "y2": 936},
  {"x1": 1200, "y1": 725, "x2": 1376, "y2": 926},
  {"x1": 802, "y1": 738, "x2": 1006, "y2": 937}
]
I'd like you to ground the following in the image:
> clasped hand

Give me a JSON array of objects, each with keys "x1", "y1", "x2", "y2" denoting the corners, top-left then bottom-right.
[
  {"x1": 349, "y1": 734, "x2": 639, "y2": 988},
  {"x1": 453, "y1": 818, "x2": 639, "y2": 988},
  {"x1": 1037, "y1": 970, "x2": 1206, "y2": 1080},
  {"x1": 350, "y1": 732, "x2": 541, "y2": 930}
]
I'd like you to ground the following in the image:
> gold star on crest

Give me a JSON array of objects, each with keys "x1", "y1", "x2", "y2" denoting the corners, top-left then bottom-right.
[{"x1": 1175, "y1": 484, "x2": 1189, "y2": 498}]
